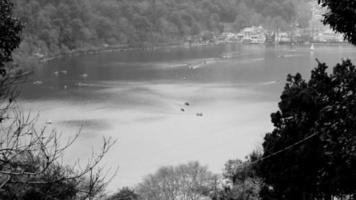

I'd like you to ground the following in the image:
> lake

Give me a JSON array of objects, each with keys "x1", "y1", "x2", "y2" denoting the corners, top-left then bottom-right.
[{"x1": 18, "y1": 44, "x2": 356, "y2": 192}]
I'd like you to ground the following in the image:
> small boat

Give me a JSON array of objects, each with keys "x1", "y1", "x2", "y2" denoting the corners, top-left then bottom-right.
[
  {"x1": 222, "y1": 53, "x2": 233, "y2": 59},
  {"x1": 196, "y1": 113, "x2": 203, "y2": 117},
  {"x1": 310, "y1": 44, "x2": 315, "y2": 51},
  {"x1": 33, "y1": 81, "x2": 43, "y2": 85},
  {"x1": 190, "y1": 64, "x2": 201, "y2": 70}
]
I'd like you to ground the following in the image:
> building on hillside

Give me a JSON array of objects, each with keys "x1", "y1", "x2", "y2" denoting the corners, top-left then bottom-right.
[
  {"x1": 308, "y1": 1, "x2": 345, "y2": 43},
  {"x1": 239, "y1": 26, "x2": 266, "y2": 44},
  {"x1": 316, "y1": 29, "x2": 344, "y2": 43}
]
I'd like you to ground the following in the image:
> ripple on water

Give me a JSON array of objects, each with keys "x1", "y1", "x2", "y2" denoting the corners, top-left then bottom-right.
[{"x1": 58, "y1": 119, "x2": 110, "y2": 131}]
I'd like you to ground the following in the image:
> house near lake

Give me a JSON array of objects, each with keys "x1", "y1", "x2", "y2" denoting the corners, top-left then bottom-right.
[{"x1": 240, "y1": 26, "x2": 267, "y2": 44}]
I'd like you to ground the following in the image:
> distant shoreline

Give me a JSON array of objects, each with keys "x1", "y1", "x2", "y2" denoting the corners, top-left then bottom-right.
[
  {"x1": 38, "y1": 42, "x2": 186, "y2": 63},
  {"x1": 18, "y1": 41, "x2": 352, "y2": 66}
]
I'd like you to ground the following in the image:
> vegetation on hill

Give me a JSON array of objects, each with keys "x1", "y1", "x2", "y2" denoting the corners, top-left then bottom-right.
[{"x1": 13, "y1": 0, "x2": 311, "y2": 57}]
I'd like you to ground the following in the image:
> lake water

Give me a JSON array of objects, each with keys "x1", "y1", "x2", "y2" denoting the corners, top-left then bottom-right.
[{"x1": 18, "y1": 44, "x2": 356, "y2": 192}]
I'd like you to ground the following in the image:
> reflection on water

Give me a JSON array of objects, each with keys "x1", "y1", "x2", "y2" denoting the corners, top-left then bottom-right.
[
  {"x1": 18, "y1": 44, "x2": 356, "y2": 192},
  {"x1": 58, "y1": 119, "x2": 111, "y2": 130}
]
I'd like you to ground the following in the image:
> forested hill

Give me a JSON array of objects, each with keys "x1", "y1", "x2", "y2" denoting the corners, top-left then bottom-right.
[{"x1": 13, "y1": 0, "x2": 311, "y2": 57}]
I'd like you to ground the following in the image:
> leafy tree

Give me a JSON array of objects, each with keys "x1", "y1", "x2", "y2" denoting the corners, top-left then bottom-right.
[
  {"x1": 318, "y1": 0, "x2": 356, "y2": 45},
  {"x1": 257, "y1": 1, "x2": 356, "y2": 199},
  {"x1": 258, "y1": 60, "x2": 356, "y2": 200},
  {"x1": 136, "y1": 161, "x2": 217, "y2": 200},
  {"x1": 1, "y1": 161, "x2": 79, "y2": 200},
  {"x1": 108, "y1": 187, "x2": 139, "y2": 200},
  {"x1": 214, "y1": 151, "x2": 262, "y2": 200}
]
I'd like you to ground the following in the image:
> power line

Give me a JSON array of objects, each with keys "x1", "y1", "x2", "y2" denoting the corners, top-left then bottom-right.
[{"x1": 249, "y1": 132, "x2": 319, "y2": 166}]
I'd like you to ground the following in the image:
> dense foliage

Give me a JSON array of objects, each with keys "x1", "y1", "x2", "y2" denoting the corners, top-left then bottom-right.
[
  {"x1": 0, "y1": 0, "x2": 22, "y2": 69},
  {"x1": 257, "y1": 1, "x2": 356, "y2": 199},
  {"x1": 258, "y1": 60, "x2": 356, "y2": 200},
  {"x1": 318, "y1": 0, "x2": 356, "y2": 45},
  {"x1": 0, "y1": 0, "x2": 23, "y2": 118},
  {"x1": 1, "y1": 159, "x2": 79, "y2": 200},
  {"x1": 218, "y1": 153, "x2": 262, "y2": 200},
  {"x1": 12, "y1": 0, "x2": 310, "y2": 57}
]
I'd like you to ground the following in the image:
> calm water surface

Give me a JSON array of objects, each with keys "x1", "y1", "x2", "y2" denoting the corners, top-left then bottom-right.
[{"x1": 19, "y1": 44, "x2": 356, "y2": 192}]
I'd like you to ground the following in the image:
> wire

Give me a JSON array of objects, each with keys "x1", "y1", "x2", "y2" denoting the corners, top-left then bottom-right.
[{"x1": 249, "y1": 132, "x2": 319, "y2": 166}]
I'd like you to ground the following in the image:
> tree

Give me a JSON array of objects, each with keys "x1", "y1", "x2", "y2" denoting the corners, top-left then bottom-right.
[
  {"x1": 257, "y1": 1, "x2": 356, "y2": 199},
  {"x1": 295, "y1": 1, "x2": 312, "y2": 28},
  {"x1": 216, "y1": 151, "x2": 262, "y2": 200},
  {"x1": 0, "y1": 109, "x2": 116, "y2": 199},
  {"x1": 233, "y1": 2, "x2": 258, "y2": 32},
  {"x1": 0, "y1": 0, "x2": 24, "y2": 123},
  {"x1": 0, "y1": 0, "x2": 23, "y2": 103},
  {"x1": 318, "y1": 0, "x2": 356, "y2": 45},
  {"x1": 257, "y1": 60, "x2": 356, "y2": 200},
  {"x1": 136, "y1": 161, "x2": 217, "y2": 200},
  {"x1": 107, "y1": 187, "x2": 139, "y2": 200},
  {"x1": 0, "y1": 1, "x2": 116, "y2": 199},
  {"x1": 0, "y1": 0, "x2": 22, "y2": 69},
  {"x1": 1, "y1": 161, "x2": 79, "y2": 200}
]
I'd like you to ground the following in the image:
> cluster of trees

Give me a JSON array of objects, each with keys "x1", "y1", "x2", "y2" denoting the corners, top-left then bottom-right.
[
  {"x1": 232, "y1": 0, "x2": 312, "y2": 32},
  {"x1": 135, "y1": 162, "x2": 218, "y2": 200},
  {"x1": 107, "y1": 159, "x2": 261, "y2": 200},
  {"x1": 136, "y1": 162, "x2": 215, "y2": 200},
  {"x1": 11, "y1": 0, "x2": 311, "y2": 57},
  {"x1": 13, "y1": 0, "x2": 233, "y2": 56}
]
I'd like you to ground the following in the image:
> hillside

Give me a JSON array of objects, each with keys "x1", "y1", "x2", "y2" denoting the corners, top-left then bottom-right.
[{"x1": 13, "y1": 0, "x2": 311, "y2": 57}]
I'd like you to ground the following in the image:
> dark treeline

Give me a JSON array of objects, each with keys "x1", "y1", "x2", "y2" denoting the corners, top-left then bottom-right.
[{"x1": 13, "y1": 0, "x2": 311, "y2": 57}]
